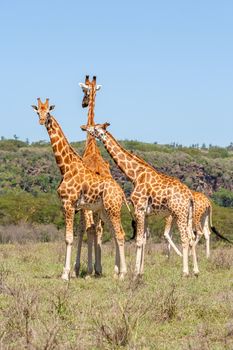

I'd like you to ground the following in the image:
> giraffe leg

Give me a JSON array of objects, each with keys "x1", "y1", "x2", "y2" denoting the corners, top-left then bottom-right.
[
  {"x1": 164, "y1": 215, "x2": 182, "y2": 257},
  {"x1": 203, "y1": 213, "x2": 211, "y2": 258},
  {"x1": 93, "y1": 216, "x2": 103, "y2": 276},
  {"x1": 183, "y1": 201, "x2": 199, "y2": 276},
  {"x1": 182, "y1": 243, "x2": 189, "y2": 277},
  {"x1": 114, "y1": 236, "x2": 120, "y2": 277},
  {"x1": 191, "y1": 223, "x2": 202, "y2": 276},
  {"x1": 190, "y1": 232, "x2": 200, "y2": 276},
  {"x1": 176, "y1": 218, "x2": 190, "y2": 277},
  {"x1": 107, "y1": 212, "x2": 127, "y2": 279},
  {"x1": 167, "y1": 236, "x2": 172, "y2": 258},
  {"x1": 204, "y1": 232, "x2": 210, "y2": 259},
  {"x1": 194, "y1": 233, "x2": 201, "y2": 248},
  {"x1": 73, "y1": 211, "x2": 85, "y2": 277},
  {"x1": 139, "y1": 216, "x2": 150, "y2": 274},
  {"x1": 134, "y1": 209, "x2": 146, "y2": 276},
  {"x1": 82, "y1": 210, "x2": 95, "y2": 276},
  {"x1": 192, "y1": 211, "x2": 204, "y2": 254},
  {"x1": 62, "y1": 203, "x2": 75, "y2": 281},
  {"x1": 118, "y1": 237, "x2": 127, "y2": 280},
  {"x1": 87, "y1": 229, "x2": 94, "y2": 275},
  {"x1": 139, "y1": 229, "x2": 147, "y2": 275},
  {"x1": 113, "y1": 236, "x2": 126, "y2": 280},
  {"x1": 164, "y1": 215, "x2": 173, "y2": 257},
  {"x1": 191, "y1": 240, "x2": 199, "y2": 276}
]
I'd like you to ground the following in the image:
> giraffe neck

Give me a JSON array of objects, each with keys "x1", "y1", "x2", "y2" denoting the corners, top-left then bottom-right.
[
  {"x1": 87, "y1": 89, "x2": 96, "y2": 126},
  {"x1": 46, "y1": 115, "x2": 83, "y2": 175},
  {"x1": 83, "y1": 89, "x2": 101, "y2": 158},
  {"x1": 83, "y1": 136, "x2": 101, "y2": 158},
  {"x1": 99, "y1": 130, "x2": 154, "y2": 182}
]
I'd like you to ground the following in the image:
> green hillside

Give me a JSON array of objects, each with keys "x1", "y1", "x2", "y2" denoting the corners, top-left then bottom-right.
[{"x1": 0, "y1": 138, "x2": 233, "y2": 242}]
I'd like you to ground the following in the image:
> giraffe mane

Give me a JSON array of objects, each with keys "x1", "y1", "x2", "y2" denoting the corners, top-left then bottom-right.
[
  {"x1": 104, "y1": 129, "x2": 170, "y2": 176},
  {"x1": 102, "y1": 128, "x2": 183, "y2": 183},
  {"x1": 50, "y1": 116, "x2": 82, "y2": 161}
]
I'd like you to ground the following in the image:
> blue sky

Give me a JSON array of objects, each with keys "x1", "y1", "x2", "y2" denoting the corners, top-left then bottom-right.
[{"x1": 0, "y1": 0, "x2": 233, "y2": 146}]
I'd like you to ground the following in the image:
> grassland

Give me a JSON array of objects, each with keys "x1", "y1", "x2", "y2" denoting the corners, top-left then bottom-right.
[
  {"x1": 0, "y1": 240, "x2": 233, "y2": 349},
  {"x1": 0, "y1": 139, "x2": 233, "y2": 349}
]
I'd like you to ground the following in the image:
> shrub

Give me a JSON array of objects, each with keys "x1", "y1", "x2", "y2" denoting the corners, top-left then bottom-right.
[
  {"x1": 212, "y1": 188, "x2": 233, "y2": 207},
  {"x1": 208, "y1": 147, "x2": 229, "y2": 159},
  {"x1": 0, "y1": 191, "x2": 64, "y2": 227},
  {"x1": 0, "y1": 139, "x2": 28, "y2": 151}
]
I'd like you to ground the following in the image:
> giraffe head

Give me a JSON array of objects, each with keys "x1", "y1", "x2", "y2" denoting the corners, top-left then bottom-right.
[
  {"x1": 31, "y1": 98, "x2": 55, "y2": 125},
  {"x1": 79, "y1": 75, "x2": 101, "y2": 108},
  {"x1": 81, "y1": 122, "x2": 110, "y2": 141}
]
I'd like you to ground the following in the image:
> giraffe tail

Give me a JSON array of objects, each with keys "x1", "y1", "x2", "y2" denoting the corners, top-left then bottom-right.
[
  {"x1": 210, "y1": 226, "x2": 233, "y2": 244},
  {"x1": 209, "y1": 205, "x2": 233, "y2": 243}
]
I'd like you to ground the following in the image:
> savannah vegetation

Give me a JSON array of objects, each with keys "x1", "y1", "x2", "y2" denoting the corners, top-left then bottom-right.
[
  {"x1": 0, "y1": 138, "x2": 233, "y2": 349},
  {"x1": 0, "y1": 137, "x2": 233, "y2": 243},
  {"x1": 0, "y1": 242, "x2": 233, "y2": 349}
]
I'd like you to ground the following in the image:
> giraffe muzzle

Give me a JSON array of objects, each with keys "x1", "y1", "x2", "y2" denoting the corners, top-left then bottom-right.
[{"x1": 82, "y1": 95, "x2": 89, "y2": 108}]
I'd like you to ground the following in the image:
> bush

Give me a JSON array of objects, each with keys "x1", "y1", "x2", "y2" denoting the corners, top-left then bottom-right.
[
  {"x1": 0, "y1": 191, "x2": 64, "y2": 227},
  {"x1": 0, "y1": 139, "x2": 28, "y2": 151},
  {"x1": 208, "y1": 147, "x2": 229, "y2": 159},
  {"x1": 212, "y1": 188, "x2": 233, "y2": 207}
]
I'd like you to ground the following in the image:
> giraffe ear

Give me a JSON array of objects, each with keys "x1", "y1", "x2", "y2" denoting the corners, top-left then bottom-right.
[
  {"x1": 49, "y1": 105, "x2": 55, "y2": 111},
  {"x1": 102, "y1": 122, "x2": 110, "y2": 130},
  {"x1": 96, "y1": 85, "x2": 102, "y2": 91},
  {"x1": 79, "y1": 83, "x2": 89, "y2": 91},
  {"x1": 31, "y1": 105, "x2": 38, "y2": 111},
  {"x1": 80, "y1": 124, "x2": 87, "y2": 131}
]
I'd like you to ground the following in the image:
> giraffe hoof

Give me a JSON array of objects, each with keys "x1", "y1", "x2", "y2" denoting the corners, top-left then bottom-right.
[
  {"x1": 84, "y1": 275, "x2": 91, "y2": 280},
  {"x1": 71, "y1": 265, "x2": 80, "y2": 278},
  {"x1": 133, "y1": 273, "x2": 143, "y2": 281},
  {"x1": 70, "y1": 270, "x2": 77, "y2": 278},
  {"x1": 193, "y1": 271, "x2": 199, "y2": 277},
  {"x1": 119, "y1": 273, "x2": 126, "y2": 281},
  {"x1": 73, "y1": 264, "x2": 80, "y2": 278},
  {"x1": 94, "y1": 266, "x2": 102, "y2": 276},
  {"x1": 182, "y1": 272, "x2": 189, "y2": 278},
  {"x1": 94, "y1": 272, "x2": 102, "y2": 278},
  {"x1": 61, "y1": 272, "x2": 70, "y2": 281},
  {"x1": 70, "y1": 269, "x2": 79, "y2": 278}
]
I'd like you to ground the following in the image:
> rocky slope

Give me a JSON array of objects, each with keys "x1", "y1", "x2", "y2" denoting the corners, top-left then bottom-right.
[{"x1": 0, "y1": 139, "x2": 232, "y2": 198}]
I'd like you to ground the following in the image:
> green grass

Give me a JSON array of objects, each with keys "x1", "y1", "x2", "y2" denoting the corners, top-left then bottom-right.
[{"x1": 0, "y1": 241, "x2": 233, "y2": 349}]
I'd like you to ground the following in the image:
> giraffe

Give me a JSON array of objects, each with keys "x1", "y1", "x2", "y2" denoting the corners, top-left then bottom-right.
[
  {"x1": 81, "y1": 123, "x2": 199, "y2": 277},
  {"x1": 75, "y1": 75, "x2": 112, "y2": 277},
  {"x1": 165, "y1": 190, "x2": 233, "y2": 258},
  {"x1": 31, "y1": 99, "x2": 127, "y2": 281}
]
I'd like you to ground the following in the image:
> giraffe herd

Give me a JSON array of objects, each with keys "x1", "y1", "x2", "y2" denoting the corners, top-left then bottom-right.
[{"x1": 32, "y1": 75, "x2": 232, "y2": 281}]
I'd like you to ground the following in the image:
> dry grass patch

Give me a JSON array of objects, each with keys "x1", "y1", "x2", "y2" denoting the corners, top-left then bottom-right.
[
  {"x1": 209, "y1": 247, "x2": 233, "y2": 270},
  {"x1": 0, "y1": 242, "x2": 233, "y2": 349}
]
